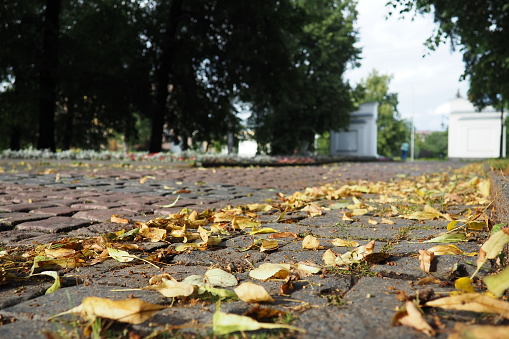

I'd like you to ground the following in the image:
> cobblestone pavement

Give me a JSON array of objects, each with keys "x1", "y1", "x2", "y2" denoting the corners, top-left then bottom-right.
[{"x1": 0, "y1": 160, "x2": 501, "y2": 338}]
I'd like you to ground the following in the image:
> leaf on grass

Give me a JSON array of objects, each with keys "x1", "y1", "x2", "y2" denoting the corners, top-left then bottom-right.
[
  {"x1": 144, "y1": 279, "x2": 196, "y2": 298},
  {"x1": 331, "y1": 238, "x2": 359, "y2": 247},
  {"x1": 182, "y1": 268, "x2": 237, "y2": 288},
  {"x1": 234, "y1": 282, "x2": 274, "y2": 303},
  {"x1": 213, "y1": 303, "x2": 304, "y2": 335},
  {"x1": 418, "y1": 250, "x2": 434, "y2": 273},
  {"x1": 249, "y1": 263, "x2": 290, "y2": 281},
  {"x1": 392, "y1": 301, "x2": 436, "y2": 337},
  {"x1": 484, "y1": 266, "x2": 509, "y2": 298},
  {"x1": 425, "y1": 293, "x2": 509, "y2": 319},
  {"x1": 50, "y1": 297, "x2": 165, "y2": 324},
  {"x1": 33, "y1": 271, "x2": 61, "y2": 294},
  {"x1": 302, "y1": 235, "x2": 323, "y2": 250}
]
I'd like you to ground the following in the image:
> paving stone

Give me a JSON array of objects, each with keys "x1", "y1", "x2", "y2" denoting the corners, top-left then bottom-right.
[
  {"x1": 15, "y1": 217, "x2": 92, "y2": 233},
  {"x1": 72, "y1": 209, "x2": 134, "y2": 222},
  {"x1": 0, "y1": 202, "x2": 59, "y2": 213},
  {"x1": 28, "y1": 206, "x2": 81, "y2": 216},
  {"x1": 0, "y1": 212, "x2": 49, "y2": 230}
]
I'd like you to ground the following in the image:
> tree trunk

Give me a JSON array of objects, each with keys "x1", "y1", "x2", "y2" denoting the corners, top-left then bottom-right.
[
  {"x1": 148, "y1": 0, "x2": 184, "y2": 153},
  {"x1": 37, "y1": 0, "x2": 60, "y2": 151}
]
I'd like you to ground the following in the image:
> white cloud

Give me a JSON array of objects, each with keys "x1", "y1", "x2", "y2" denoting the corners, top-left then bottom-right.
[{"x1": 345, "y1": 0, "x2": 469, "y2": 131}]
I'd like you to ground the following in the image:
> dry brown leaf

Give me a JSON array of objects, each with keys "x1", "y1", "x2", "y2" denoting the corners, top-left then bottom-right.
[
  {"x1": 249, "y1": 263, "x2": 290, "y2": 281},
  {"x1": 110, "y1": 214, "x2": 129, "y2": 224},
  {"x1": 393, "y1": 301, "x2": 436, "y2": 336},
  {"x1": 44, "y1": 248, "x2": 77, "y2": 258},
  {"x1": 143, "y1": 279, "x2": 196, "y2": 298},
  {"x1": 381, "y1": 217, "x2": 395, "y2": 225},
  {"x1": 418, "y1": 250, "x2": 435, "y2": 273},
  {"x1": 322, "y1": 249, "x2": 337, "y2": 266},
  {"x1": 302, "y1": 235, "x2": 323, "y2": 250},
  {"x1": 331, "y1": 238, "x2": 359, "y2": 247},
  {"x1": 425, "y1": 293, "x2": 509, "y2": 319},
  {"x1": 139, "y1": 227, "x2": 167, "y2": 242},
  {"x1": 302, "y1": 202, "x2": 323, "y2": 217},
  {"x1": 234, "y1": 282, "x2": 274, "y2": 303},
  {"x1": 268, "y1": 231, "x2": 298, "y2": 239},
  {"x1": 449, "y1": 323, "x2": 509, "y2": 339},
  {"x1": 51, "y1": 297, "x2": 165, "y2": 324}
]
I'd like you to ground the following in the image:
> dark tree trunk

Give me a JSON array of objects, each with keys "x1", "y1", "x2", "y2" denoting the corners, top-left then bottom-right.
[
  {"x1": 37, "y1": 0, "x2": 60, "y2": 151},
  {"x1": 62, "y1": 98, "x2": 74, "y2": 150},
  {"x1": 9, "y1": 126, "x2": 22, "y2": 150},
  {"x1": 148, "y1": 0, "x2": 183, "y2": 153}
]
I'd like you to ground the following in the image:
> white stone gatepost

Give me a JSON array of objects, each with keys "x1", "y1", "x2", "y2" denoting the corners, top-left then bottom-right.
[
  {"x1": 446, "y1": 97, "x2": 506, "y2": 159},
  {"x1": 330, "y1": 102, "x2": 379, "y2": 158}
]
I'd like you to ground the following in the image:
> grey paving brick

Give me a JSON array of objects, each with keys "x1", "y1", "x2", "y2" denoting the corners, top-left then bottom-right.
[{"x1": 15, "y1": 216, "x2": 92, "y2": 233}]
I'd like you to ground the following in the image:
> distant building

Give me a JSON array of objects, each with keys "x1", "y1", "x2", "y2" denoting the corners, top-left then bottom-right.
[
  {"x1": 330, "y1": 102, "x2": 379, "y2": 158},
  {"x1": 444, "y1": 97, "x2": 506, "y2": 158}
]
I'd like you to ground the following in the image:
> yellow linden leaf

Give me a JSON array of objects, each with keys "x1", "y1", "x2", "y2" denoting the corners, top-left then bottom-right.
[
  {"x1": 32, "y1": 271, "x2": 61, "y2": 294},
  {"x1": 260, "y1": 239, "x2": 279, "y2": 252},
  {"x1": 449, "y1": 323, "x2": 509, "y2": 339},
  {"x1": 51, "y1": 297, "x2": 165, "y2": 324},
  {"x1": 107, "y1": 247, "x2": 135, "y2": 263},
  {"x1": 331, "y1": 238, "x2": 359, "y2": 247},
  {"x1": 213, "y1": 303, "x2": 304, "y2": 335},
  {"x1": 477, "y1": 179, "x2": 490, "y2": 197},
  {"x1": 302, "y1": 235, "x2": 322, "y2": 250},
  {"x1": 246, "y1": 203, "x2": 273, "y2": 212},
  {"x1": 234, "y1": 282, "x2": 274, "y2": 303},
  {"x1": 351, "y1": 208, "x2": 368, "y2": 216},
  {"x1": 455, "y1": 277, "x2": 476, "y2": 293},
  {"x1": 336, "y1": 240, "x2": 375, "y2": 265},
  {"x1": 44, "y1": 248, "x2": 77, "y2": 258},
  {"x1": 249, "y1": 228, "x2": 278, "y2": 235},
  {"x1": 143, "y1": 279, "x2": 196, "y2": 298},
  {"x1": 425, "y1": 293, "x2": 509, "y2": 319},
  {"x1": 322, "y1": 249, "x2": 337, "y2": 266},
  {"x1": 381, "y1": 218, "x2": 395, "y2": 225},
  {"x1": 302, "y1": 202, "x2": 323, "y2": 217},
  {"x1": 426, "y1": 244, "x2": 471, "y2": 256},
  {"x1": 249, "y1": 263, "x2": 290, "y2": 281},
  {"x1": 484, "y1": 266, "x2": 509, "y2": 298},
  {"x1": 139, "y1": 227, "x2": 167, "y2": 242}
]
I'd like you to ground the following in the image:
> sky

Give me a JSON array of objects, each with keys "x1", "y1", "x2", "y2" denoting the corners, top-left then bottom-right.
[{"x1": 344, "y1": 1, "x2": 470, "y2": 131}]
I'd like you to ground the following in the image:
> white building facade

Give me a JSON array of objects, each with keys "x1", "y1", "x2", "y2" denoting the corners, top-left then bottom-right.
[{"x1": 446, "y1": 97, "x2": 506, "y2": 159}]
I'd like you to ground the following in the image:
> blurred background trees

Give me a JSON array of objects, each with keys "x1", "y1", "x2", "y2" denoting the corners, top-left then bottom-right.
[{"x1": 0, "y1": 0, "x2": 360, "y2": 155}]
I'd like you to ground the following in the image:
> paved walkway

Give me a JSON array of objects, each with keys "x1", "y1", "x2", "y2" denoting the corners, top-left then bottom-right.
[{"x1": 0, "y1": 160, "x2": 502, "y2": 338}]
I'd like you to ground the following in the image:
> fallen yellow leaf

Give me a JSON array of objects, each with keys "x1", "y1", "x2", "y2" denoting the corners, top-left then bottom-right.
[
  {"x1": 425, "y1": 293, "x2": 509, "y2": 319},
  {"x1": 51, "y1": 297, "x2": 165, "y2": 324},
  {"x1": 234, "y1": 282, "x2": 274, "y2": 303}
]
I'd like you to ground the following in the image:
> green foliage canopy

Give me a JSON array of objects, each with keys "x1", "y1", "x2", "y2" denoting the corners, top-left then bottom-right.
[
  {"x1": 0, "y1": 0, "x2": 360, "y2": 154},
  {"x1": 387, "y1": 0, "x2": 509, "y2": 110}
]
